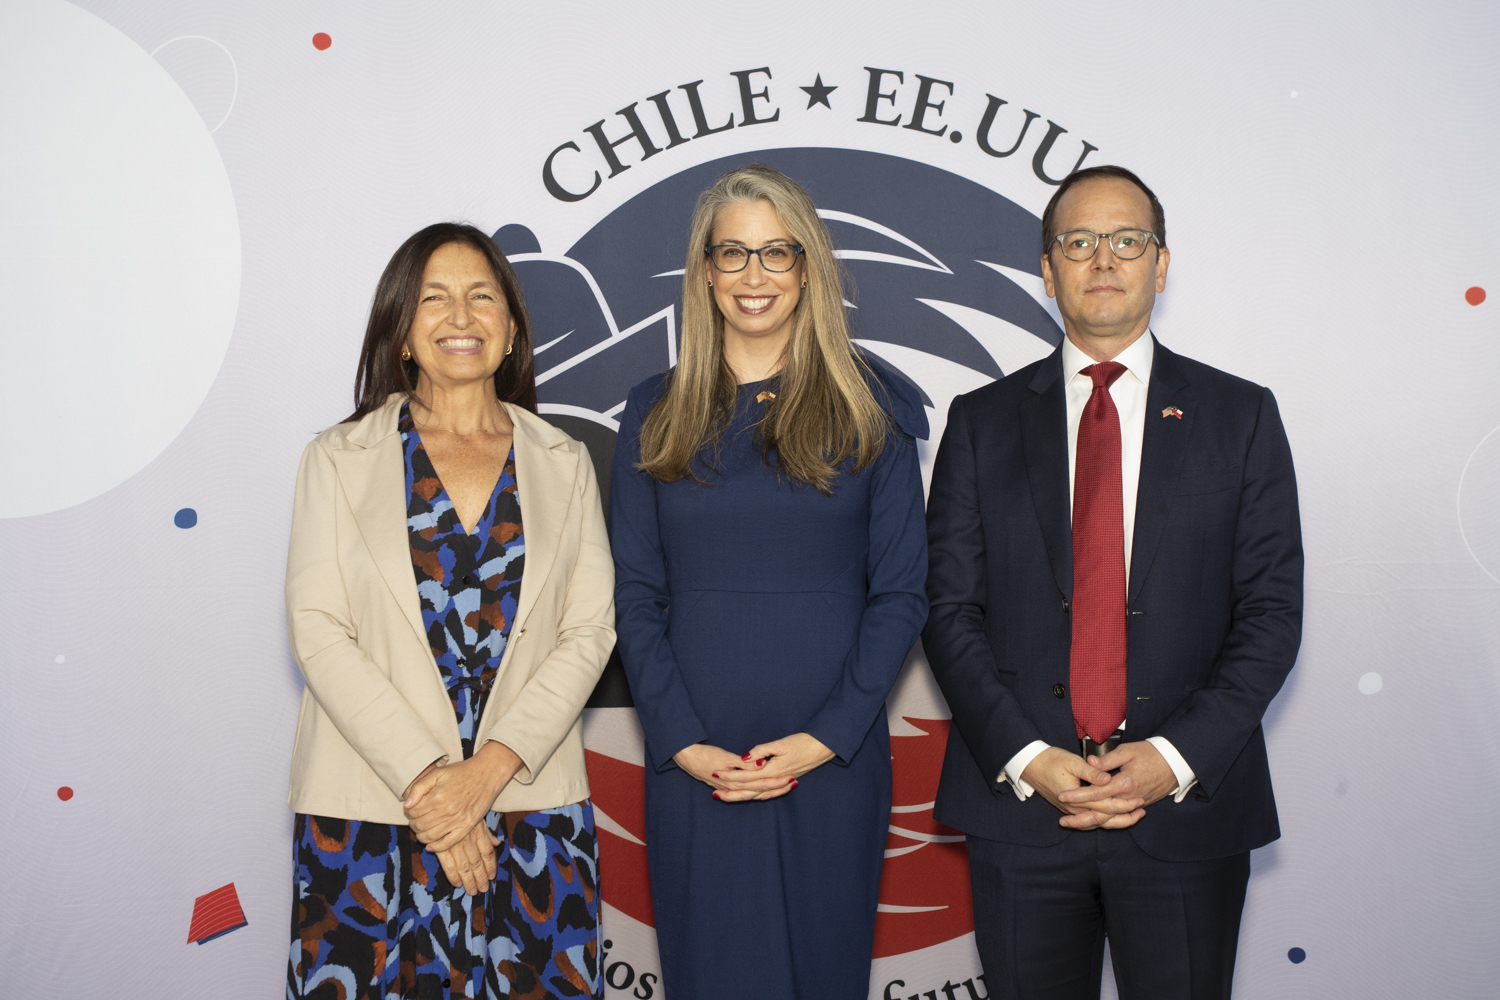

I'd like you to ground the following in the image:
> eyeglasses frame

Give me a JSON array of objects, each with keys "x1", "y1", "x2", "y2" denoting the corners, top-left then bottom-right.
[
  {"x1": 1048, "y1": 229, "x2": 1159, "y2": 262},
  {"x1": 704, "y1": 243, "x2": 806, "y2": 273}
]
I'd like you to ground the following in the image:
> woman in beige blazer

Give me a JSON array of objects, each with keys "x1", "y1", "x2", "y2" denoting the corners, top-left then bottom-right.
[{"x1": 285, "y1": 223, "x2": 613, "y2": 1000}]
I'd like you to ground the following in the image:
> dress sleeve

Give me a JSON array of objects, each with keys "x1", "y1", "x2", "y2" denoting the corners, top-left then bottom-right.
[
  {"x1": 610, "y1": 384, "x2": 711, "y2": 771},
  {"x1": 801, "y1": 403, "x2": 931, "y2": 764},
  {"x1": 285, "y1": 437, "x2": 450, "y2": 799}
]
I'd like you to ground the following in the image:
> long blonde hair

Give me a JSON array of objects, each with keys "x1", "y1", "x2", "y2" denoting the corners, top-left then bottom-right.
[{"x1": 637, "y1": 164, "x2": 888, "y2": 495}]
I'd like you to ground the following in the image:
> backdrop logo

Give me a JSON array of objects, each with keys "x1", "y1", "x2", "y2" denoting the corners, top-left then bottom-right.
[{"x1": 499, "y1": 95, "x2": 1072, "y2": 958}]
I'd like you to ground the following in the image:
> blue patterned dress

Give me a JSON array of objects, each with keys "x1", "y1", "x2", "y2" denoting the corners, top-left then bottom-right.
[{"x1": 288, "y1": 403, "x2": 601, "y2": 1000}]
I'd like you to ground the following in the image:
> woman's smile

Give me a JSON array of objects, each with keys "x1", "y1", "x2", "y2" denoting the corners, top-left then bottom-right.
[
  {"x1": 436, "y1": 335, "x2": 485, "y2": 354},
  {"x1": 734, "y1": 294, "x2": 778, "y2": 315}
]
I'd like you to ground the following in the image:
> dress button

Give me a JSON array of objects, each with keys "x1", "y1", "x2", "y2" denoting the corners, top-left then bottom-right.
[
  {"x1": 442, "y1": 978, "x2": 452, "y2": 988},
  {"x1": 1061, "y1": 598, "x2": 1070, "y2": 613},
  {"x1": 464, "y1": 573, "x2": 479, "y2": 587},
  {"x1": 1053, "y1": 683, "x2": 1067, "y2": 699}
]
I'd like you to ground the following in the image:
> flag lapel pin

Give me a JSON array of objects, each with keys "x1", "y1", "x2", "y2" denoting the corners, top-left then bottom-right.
[
  {"x1": 756, "y1": 390, "x2": 777, "y2": 404},
  {"x1": 1162, "y1": 406, "x2": 1184, "y2": 419}
]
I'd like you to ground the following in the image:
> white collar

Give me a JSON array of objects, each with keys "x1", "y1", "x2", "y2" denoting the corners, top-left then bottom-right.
[{"x1": 1061, "y1": 330, "x2": 1155, "y2": 386}]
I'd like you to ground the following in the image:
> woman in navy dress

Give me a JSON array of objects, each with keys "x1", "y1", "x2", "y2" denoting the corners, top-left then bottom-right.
[{"x1": 610, "y1": 164, "x2": 929, "y2": 999}]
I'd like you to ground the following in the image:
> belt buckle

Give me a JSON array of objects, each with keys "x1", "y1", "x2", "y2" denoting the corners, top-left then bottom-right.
[{"x1": 1079, "y1": 730, "x2": 1124, "y2": 760}]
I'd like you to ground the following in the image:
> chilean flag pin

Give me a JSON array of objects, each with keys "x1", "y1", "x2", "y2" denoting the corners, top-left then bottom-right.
[{"x1": 1162, "y1": 406, "x2": 1184, "y2": 419}]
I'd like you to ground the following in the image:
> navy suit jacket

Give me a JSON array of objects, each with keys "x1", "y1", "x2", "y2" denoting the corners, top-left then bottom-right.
[{"x1": 923, "y1": 337, "x2": 1303, "y2": 862}]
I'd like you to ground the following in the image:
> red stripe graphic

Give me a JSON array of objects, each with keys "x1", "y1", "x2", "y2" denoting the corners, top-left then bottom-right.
[{"x1": 186, "y1": 883, "x2": 247, "y2": 944}]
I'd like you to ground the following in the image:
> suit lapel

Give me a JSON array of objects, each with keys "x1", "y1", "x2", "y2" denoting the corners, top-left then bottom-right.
[
  {"x1": 1020, "y1": 349, "x2": 1074, "y2": 600},
  {"x1": 332, "y1": 401, "x2": 430, "y2": 651},
  {"x1": 507, "y1": 406, "x2": 578, "y2": 633},
  {"x1": 1129, "y1": 338, "x2": 1196, "y2": 605}
]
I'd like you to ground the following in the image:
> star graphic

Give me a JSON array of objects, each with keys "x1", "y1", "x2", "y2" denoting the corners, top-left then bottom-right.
[{"x1": 800, "y1": 74, "x2": 837, "y2": 110}]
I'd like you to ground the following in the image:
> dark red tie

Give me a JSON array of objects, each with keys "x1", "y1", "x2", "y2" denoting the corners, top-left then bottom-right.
[{"x1": 1070, "y1": 362, "x2": 1128, "y2": 743}]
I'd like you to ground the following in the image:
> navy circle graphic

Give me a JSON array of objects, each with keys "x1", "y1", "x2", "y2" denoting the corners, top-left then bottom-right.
[{"x1": 173, "y1": 507, "x2": 198, "y2": 529}]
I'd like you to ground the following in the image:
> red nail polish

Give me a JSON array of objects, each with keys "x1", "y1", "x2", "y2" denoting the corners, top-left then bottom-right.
[
  {"x1": 741, "y1": 753, "x2": 752, "y2": 760},
  {"x1": 711, "y1": 773, "x2": 719, "y2": 778},
  {"x1": 756, "y1": 759, "x2": 765, "y2": 767},
  {"x1": 789, "y1": 779, "x2": 798, "y2": 787},
  {"x1": 712, "y1": 791, "x2": 721, "y2": 799}
]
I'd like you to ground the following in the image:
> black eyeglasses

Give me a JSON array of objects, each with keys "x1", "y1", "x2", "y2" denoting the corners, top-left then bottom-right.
[
  {"x1": 1050, "y1": 230, "x2": 1158, "y2": 262},
  {"x1": 705, "y1": 243, "x2": 805, "y2": 273}
]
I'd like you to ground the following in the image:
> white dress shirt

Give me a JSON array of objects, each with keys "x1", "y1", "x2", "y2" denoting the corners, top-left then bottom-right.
[{"x1": 999, "y1": 333, "x2": 1198, "y2": 803}]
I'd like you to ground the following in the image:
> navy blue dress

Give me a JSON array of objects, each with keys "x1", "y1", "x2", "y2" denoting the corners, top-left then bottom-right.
[{"x1": 609, "y1": 359, "x2": 929, "y2": 1000}]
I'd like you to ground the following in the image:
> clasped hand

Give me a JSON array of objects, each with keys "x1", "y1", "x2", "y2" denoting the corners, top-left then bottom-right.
[
  {"x1": 403, "y1": 741, "x2": 523, "y2": 896},
  {"x1": 673, "y1": 733, "x2": 835, "y2": 802},
  {"x1": 1021, "y1": 741, "x2": 1177, "y2": 830}
]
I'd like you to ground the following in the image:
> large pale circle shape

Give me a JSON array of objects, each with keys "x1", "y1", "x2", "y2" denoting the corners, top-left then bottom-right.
[
  {"x1": 0, "y1": 0, "x2": 240, "y2": 518},
  {"x1": 1458, "y1": 426, "x2": 1500, "y2": 584}
]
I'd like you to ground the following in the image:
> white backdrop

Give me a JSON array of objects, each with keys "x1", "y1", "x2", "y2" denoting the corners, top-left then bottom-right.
[{"x1": 2, "y1": 1, "x2": 1499, "y2": 997}]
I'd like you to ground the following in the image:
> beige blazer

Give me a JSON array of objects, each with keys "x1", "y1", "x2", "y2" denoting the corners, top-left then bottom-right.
[{"x1": 285, "y1": 393, "x2": 615, "y2": 824}]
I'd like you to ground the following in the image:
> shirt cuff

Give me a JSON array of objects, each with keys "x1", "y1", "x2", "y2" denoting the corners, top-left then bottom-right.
[
  {"x1": 1145, "y1": 736, "x2": 1197, "y2": 803},
  {"x1": 997, "y1": 740, "x2": 1051, "y2": 801}
]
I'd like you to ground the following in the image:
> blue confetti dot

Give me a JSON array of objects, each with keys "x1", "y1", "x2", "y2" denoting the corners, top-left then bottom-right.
[
  {"x1": 174, "y1": 508, "x2": 198, "y2": 529},
  {"x1": 1288, "y1": 947, "x2": 1306, "y2": 964}
]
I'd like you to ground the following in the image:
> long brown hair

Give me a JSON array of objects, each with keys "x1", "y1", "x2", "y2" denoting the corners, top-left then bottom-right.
[
  {"x1": 637, "y1": 164, "x2": 888, "y2": 495},
  {"x1": 345, "y1": 222, "x2": 537, "y2": 423}
]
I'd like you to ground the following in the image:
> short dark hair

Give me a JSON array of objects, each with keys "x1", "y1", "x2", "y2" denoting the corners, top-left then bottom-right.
[
  {"x1": 1040, "y1": 165, "x2": 1166, "y2": 256},
  {"x1": 346, "y1": 222, "x2": 537, "y2": 422}
]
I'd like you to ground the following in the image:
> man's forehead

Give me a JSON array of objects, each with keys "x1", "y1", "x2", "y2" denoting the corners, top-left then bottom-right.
[{"x1": 1055, "y1": 177, "x2": 1152, "y2": 229}]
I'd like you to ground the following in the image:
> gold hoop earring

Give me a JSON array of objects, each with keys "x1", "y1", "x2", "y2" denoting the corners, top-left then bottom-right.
[
  {"x1": 505, "y1": 343, "x2": 513, "y2": 355},
  {"x1": 400, "y1": 346, "x2": 412, "y2": 361}
]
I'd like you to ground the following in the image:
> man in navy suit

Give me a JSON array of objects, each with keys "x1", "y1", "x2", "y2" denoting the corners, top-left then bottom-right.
[{"x1": 924, "y1": 165, "x2": 1302, "y2": 999}]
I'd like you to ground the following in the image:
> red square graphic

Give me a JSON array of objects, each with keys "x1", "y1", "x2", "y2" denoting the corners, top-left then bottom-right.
[{"x1": 186, "y1": 882, "x2": 247, "y2": 944}]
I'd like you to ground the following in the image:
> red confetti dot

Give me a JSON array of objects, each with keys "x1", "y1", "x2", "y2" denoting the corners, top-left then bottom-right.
[
  {"x1": 56, "y1": 786, "x2": 73, "y2": 801},
  {"x1": 1466, "y1": 286, "x2": 1486, "y2": 306},
  {"x1": 312, "y1": 32, "x2": 332, "y2": 51}
]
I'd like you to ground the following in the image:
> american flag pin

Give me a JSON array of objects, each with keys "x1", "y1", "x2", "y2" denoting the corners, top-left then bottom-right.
[
  {"x1": 1162, "y1": 406, "x2": 1184, "y2": 419},
  {"x1": 756, "y1": 391, "x2": 777, "y2": 404}
]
